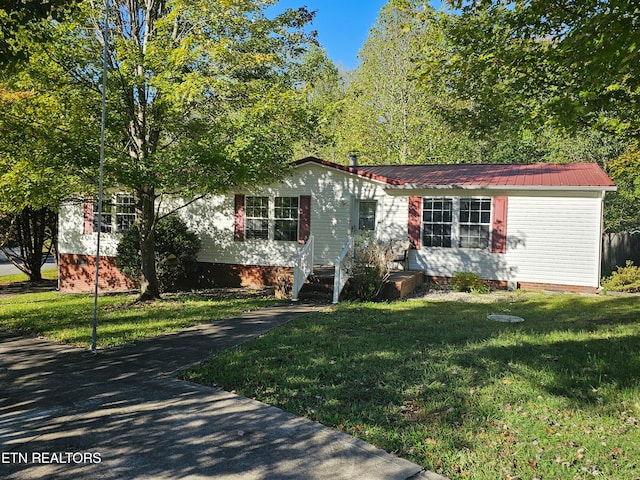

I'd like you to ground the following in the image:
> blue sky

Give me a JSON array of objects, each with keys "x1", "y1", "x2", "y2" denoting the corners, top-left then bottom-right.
[
  {"x1": 270, "y1": 1, "x2": 447, "y2": 70},
  {"x1": 269, "y1": 0, "x2": 391, "y2": 70}
]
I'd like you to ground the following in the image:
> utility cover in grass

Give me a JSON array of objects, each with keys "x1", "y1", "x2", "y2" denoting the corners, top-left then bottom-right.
[{"x1": 487, "y1": 314, "x2": 524, "y2": 323}]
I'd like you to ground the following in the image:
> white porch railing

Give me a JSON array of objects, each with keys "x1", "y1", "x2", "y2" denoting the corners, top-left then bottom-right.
[
  {"x1": 333, "y1": 236, "x2": 354, "y2": 304},
  {"x1": 292, "y1": 235, "x2": 314, "y2": 302}
]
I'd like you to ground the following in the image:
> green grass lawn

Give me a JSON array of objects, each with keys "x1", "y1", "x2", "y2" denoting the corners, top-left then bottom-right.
[
  {"x1": 0, "y1": 268, "x2": 58, "y2": 284},
  {"x1": 0, "y1": 289, "x2": 280, "y2": 348},
  {"x1": 182, "y1": 291, "x2": 640, "y2": 480}
]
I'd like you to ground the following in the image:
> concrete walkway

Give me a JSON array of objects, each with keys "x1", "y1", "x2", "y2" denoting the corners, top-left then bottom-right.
[{"x1": 0, "y1": 304, "x2": 444, "y2": 480}]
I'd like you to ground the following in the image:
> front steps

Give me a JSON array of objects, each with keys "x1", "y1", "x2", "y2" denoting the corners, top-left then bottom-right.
[
  {"x1": 296, "y1": 266, "x2": 335, "y2": 303},
  {"x1": 295, "y1": 266, "x2": 424, "y2": 303}
]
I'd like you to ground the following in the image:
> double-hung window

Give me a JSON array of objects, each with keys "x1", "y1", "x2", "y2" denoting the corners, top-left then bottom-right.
[
  {"x1": 459, "y1": 198, "x2": 491, "y2": 249},
  {"x1": 93, "y1": 198, "x2": 113, "y2": 233},
  {"x1": 422, "y1": 198, "x2": 453, "y2": 247},
  {"x1": 245, "y1": 196, "x2": 299, "y2": 242},
  {"x1": 422, "y1": 197, "x2": 491, "y2": 249},
  {"x1": 245, "y1": 196, "x2": 269, "y2": 240},
  {"x1": 92, "y1": 193, "x2": 137, "y2": 233},
  {"x1": 274, "y1": 197, "x2": 299, "y2": 241},
  {"x1": 115, "y1": 194, "x2": 136, "y2": 233}
]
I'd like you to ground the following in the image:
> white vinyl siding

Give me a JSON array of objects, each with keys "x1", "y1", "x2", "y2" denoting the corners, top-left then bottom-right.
[
  {"x1": 57, "y1": 164, "x2": 606, "y2": 290},
  {"x1": 410, "y1": 192, "x2": 603, "y2": 288},
  {"x1": 503, "y1": 195, "x2": 602, "y2": 287},
  {"x1": 59, "y1": 201, "x2": 122, "y2": 257}
]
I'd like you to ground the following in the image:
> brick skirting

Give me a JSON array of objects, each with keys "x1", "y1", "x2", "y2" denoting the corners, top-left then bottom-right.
[
  {"x1": 59, "y1": 255, "x2": 292, "y2": 293},
  {"x1": 59, "y1": 255, "x2": 597, "y2": 295},
  {"x1": 425, "y1": 275, "x2": 597, "y2": 294},
  {"x1": 59, "y1": 254, "x2": 138, "y2": 293}
]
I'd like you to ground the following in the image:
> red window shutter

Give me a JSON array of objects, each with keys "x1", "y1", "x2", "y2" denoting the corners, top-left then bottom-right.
[
  {"x1": 491, "y1": 196, "x2": 508, "y2": 254},
  {"x1": 83, "y1": 199, "x2": 93, "y2": 235},
  {"x1": 408, "y1": 196, "x2": 422, "y2": 250},
  {"x1": 234, "y1": 194, "x2": 245, "y2": 242},
  {"x1": 298, "y1": 195, "x2": 311, "y2": 244}
]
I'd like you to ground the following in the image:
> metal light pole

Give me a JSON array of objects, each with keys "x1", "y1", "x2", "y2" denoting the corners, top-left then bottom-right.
[{"x1": 91, "y1": 0, "x2": 109, "y2": 353}]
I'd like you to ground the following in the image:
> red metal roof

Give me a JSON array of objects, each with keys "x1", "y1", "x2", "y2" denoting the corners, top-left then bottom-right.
[{"x1": 295, "y1": 157, "x2": 616, "y2": 190}]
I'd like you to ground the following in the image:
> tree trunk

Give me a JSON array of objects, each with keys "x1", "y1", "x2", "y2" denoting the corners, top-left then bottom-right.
[
  {"x1": 0, "y1": 208, "x2": 56, "y2": 282},
  {"x1": 137, "y1": 186, "x2": 161, "y2": 300}
]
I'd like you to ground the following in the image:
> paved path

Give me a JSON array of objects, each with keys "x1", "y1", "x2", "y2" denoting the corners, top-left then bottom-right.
[{"x1": 0, "y1": 304, "x2": 443, "y2": 480}]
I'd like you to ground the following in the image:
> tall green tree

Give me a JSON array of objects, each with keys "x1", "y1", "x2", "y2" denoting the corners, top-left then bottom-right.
[
  {"x1": 335, "y1": 0, "x2": 479, "y2": 165},
  {"x1": 432, "y1": 0, "x2": 640, "y2": 139},
  {"x1": 0, "y1": 84, "x2": 84, "y2": 280},
  {"x1": 290, "y1": 45, "x2": 345, "y2": 161},
  {"x1": 425, "y1": 0, "x2": 638, "y2": 228},
  {"x1": 0, "y1": 0, "x2": 78, "y2": 65},
  {"x1": 604, "y1": 146, "x2": 640, "y2": 232},
  {"x1": 8, "y1": 0, "x2": 314, "y2": 299}
]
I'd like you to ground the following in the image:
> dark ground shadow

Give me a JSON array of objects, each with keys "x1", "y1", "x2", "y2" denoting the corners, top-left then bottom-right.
[{"x1": 0, "y1": 280, "x2": 58, "y2": 297}]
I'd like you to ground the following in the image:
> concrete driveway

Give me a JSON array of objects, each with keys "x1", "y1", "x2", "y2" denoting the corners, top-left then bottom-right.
[{"x1": 0, "y1": 304, "x2": 443, "y2": 480}]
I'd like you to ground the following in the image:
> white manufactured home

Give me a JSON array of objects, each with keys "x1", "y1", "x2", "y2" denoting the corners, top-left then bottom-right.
[{"x1": 58, "y1": 157, "x2": 616, "y2": 296}]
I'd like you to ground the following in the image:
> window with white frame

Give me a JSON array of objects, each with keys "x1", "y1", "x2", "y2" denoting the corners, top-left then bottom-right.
[
  {"x1": 245, "y1": 196, "x2": 299, "y2": 241},
  {"x1": 422, "y1": 197, "x2": 491, "y2": 249},
  {"x1": 115, "y1": 194, "x2": 136, "y2": 233},
  {"x1": 274, "y1": 197, "x2": 299, "y2": 241},
  {"x1": 422, "y1": 198, "x2": 453, "y2": 247},
  {"x1": 92, "y1": 193, "x2": 137, "y2": 233},
  {"x1": 459, "y1": 198, "x2": 491, "y2": 249},
  {"x1": 93, "y1": 197, "x2": 113, "y2": 233},
  {"x1": 358, "y1": 201, "x2": 377, "y2": 231},
  {"x1": 245, "y1": 196, "x2": 269, "y2": 239}
]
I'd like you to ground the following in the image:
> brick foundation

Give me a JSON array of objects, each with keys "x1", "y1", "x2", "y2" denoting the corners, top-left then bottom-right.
[
  {"x1": 425, "y1": 275, "x2": 597, "y2": 294},
  {"x1": 59, "y1": 255, "x2": 292, "y2": 293},
  {"x1": 516, "y1": 281, "x2": 597, "y2": 294},
  {"x1": 190, "y1": 263, "x2": 293, "y2": 289},
  {"x1": 59, "y1": 254, "x2": 138, "y2": 293},
  {"x1": 59, "y1": 256, "x2": 597, "y2": 296}
]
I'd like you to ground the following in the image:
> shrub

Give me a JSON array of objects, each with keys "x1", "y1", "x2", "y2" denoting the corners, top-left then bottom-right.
[
  {"x1": 117, "y1": 215, "x2": 201, "y2": 292},
  {"x1": 451, "y1": 271, "x2": 488, "y2": 293},
  {"x1": 345, "y1": 234, "x2": 392, "y2": 301},
  {"x1": 601, "y1": 261, "x2": 640, "y2": 293}
]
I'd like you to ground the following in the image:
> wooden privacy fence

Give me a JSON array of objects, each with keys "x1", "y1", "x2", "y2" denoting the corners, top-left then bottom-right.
[{"x1": 602, "y1": 231, "x2": 640, "y2": 276}]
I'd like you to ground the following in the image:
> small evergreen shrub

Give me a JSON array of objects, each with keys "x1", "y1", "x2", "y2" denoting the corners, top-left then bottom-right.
[
  {"x1": 451, "y1": 271, "x2": 488, "y2": 293},
  {"x1": 117, "y1": 215, "x2": 201, "y2": 292},
  {"x1": 601, "y1": 261, "x2": 640, "y2": 293}
]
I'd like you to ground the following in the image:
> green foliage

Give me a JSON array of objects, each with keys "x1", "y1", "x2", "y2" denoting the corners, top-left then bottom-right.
[
  {"x1": 345, "y1": 235, "x2": 391, "y2": 301},
  {"x1": 2, "y1": 0, "x2": 316, "y2": 298},
  {"x1": 334, "y1": 0, "x2": 480, "y2": 165},
  {"x1": 117, "y1": 216, "x2": 201, "y2": 293},
  {"x1": 0, "y1": 0, "x2": 78, "y2": 65},
  {"x1": 290, "y1": 45, "x2": 345, "y2": 160},
  {"x1": 0, "y1": 289, "x2": 278, "y2": 348},
  {"x1": 601, "y1": 261, "x2": 640, "y2": 293},
  {"x1": 604, "y1": 145, "x2": 640, "y2": 232},
  {"x1": 433, "y1": 1, "x2": 640, "y2": 144},
  {"x1": 450, "y1": 271, "x2": 487, "y2": 293},
  {"x1": 184, "y1": 293, "x2": 640, "y2": 479},
  {"x1": 0, "y1": 86, "x2": 86, "y2": 214}
]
